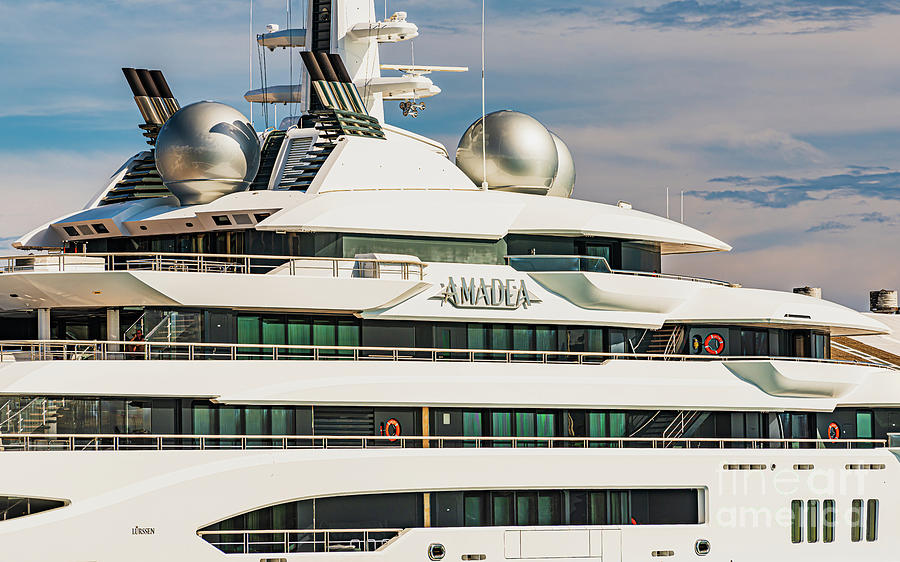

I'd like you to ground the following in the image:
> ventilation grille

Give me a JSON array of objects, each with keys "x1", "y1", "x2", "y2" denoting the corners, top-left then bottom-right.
[
  {"x1": 275, "y1": 135, "x2": 335, "y2": 192},
  {"x1": 100, "y1": 151, "x2": 171, "y2": 205},
  {"x1": 314, "y1": 407, "x2": 374, "y2": 435}
]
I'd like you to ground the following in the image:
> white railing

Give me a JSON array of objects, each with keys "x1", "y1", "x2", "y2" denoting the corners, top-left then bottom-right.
[
  {"x1": 0, "y1": 339, "x2": 892, "y2": 369},
  {"x1": 0, "y1": 434, "x2": 887, "y2": 451},
  {"x1": 197, "y1": 527, "x2": 401, "y2": 554},
  {"x1": 0, "y1": 252, "x2": 426, "y2": 281},
  {"x1": 506, "y1": 255, "x2": 734, "y2": 287}
]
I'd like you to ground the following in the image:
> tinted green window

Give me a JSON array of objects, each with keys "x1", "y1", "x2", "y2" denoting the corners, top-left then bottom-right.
[
  {"x1": 244, "y1": 407, "x2": 268, "y2": 435},
  {"x1": 464, "y1": 495, "x2": 484, "y2": 527},
  {"x1": 609, "y1": 491, "x2": 629, "y2": 524},
  {"x1": 867, "y1": 499, "x2": 878, "y2": 542},
  {"x1": 262, "y1": 317, "x2": 285, "y2": 345},
  {"x1": 192, "y1": 403, "x2": 213, "y2": 435},
  {"x1": 791, "y1": 500, "x2": 803, "y2": 543},
  {"x1": 536, "y1": 413, "x2": 555, "y2": 438},
  {"x1": 337, "y1": 320, "x2": 359, "y2": 347},
  {"x1": 609, "y1": 413, "x2": 626, "y2": 437},
  {"x1": 517, "y1": 492, "x2": 536, "y2": 525},
  {"x1": 535, "y1": 326, "x2": 556, "y2": 351},
  {"x1": 313, "y1": 320, "x2": 335, "y2": 347},
  {"x1": 857, "y1": 411, "x2": 873, "y2": 439},
  {"x1": 467, "y1": 324, "x2": 486, "y2": 349},
  {"x1": 513, "y1": 325, "x2": 534, "y2": 351},
  {"x1": 823, "y1": 499, "x2": 834, "y2": 543},
  {"x1": 491, "y1": 324, "x2": 510, "y2": 350},
  {"x1": 287, "y1": 319, "x2": 311, "y2": 346},
  {"x1": 516, "y1": 413, "x2": 536, "y2": 437},
  {"x1": 807, "y1": 499, "x2": 818, "y2": 543},
  {"x1": 586, "y1": 328, "x2": 603, "y2": 353},
  {"x1": 537, "y1": 492, "x2": 559, "y2": 525},
  {"x1": 271, "y1": 407, "x2": 293, "y2": 435},
  {"x1": 219, "y1": 407, "x2": 241, "y2": 435},
  {"x1": 463, "y1": 412, "x2": 483, "y2": 437},
  {"x1": 851, "y1": 499, "x2": 862, "y2": 542},
  {"x1": 589, "y1": 492, "x2": 607, "y2": 524},
  {"x1": 237, "y1": 316, "x2": 260, "y2": 344},
  {"x1": 492, "y1": 412, "x2": 512, "y2": 436},
  {"x1": 492, "y1": 493, "x2": 513, "y2": 525}
]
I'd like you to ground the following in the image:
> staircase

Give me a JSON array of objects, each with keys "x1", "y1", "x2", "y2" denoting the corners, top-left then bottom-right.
[
  {"x1": 0, "y1": 397, "x2": 67, "y2": 434},
  {"x1": 629, "y1": 409, "x2": 706, "y2": 447},
  {"x1": 124, "y1": 310, "x2": 201, "y2": 344},
  {"x1": 248, "y1": 130, "x2": 286, "y2": 191},
  {"x1": 646, "y1": 325, "x2": 685, "y2": 356}
]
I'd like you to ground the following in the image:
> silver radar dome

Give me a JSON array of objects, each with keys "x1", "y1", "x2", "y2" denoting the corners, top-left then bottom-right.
[
  {"x1": 547, "y1": 132, "x2": 575, "y2": 198},
  {"x1": 155, "y1": 101, "x2": 261, "y2": 205},
  {"x1": 456, "y1": 110, "x2": 558, "y2": 195}
]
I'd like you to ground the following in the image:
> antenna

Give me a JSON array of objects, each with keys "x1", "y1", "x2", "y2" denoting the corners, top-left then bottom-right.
[
  {"x1": 680, "y1": 190, "x2": 684, "y2": 222},
  {"x1": 249, "y1": 0, "x2": 253, "y2": 125},
  {"x1": 666, "y1": 187, "x2": 669, "y2": 219},
  {"x1": 480, "y1": 0, "x2": 488, "y2": 190}
]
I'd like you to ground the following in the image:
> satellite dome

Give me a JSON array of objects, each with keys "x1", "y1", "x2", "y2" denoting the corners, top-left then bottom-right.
[
  {"x1": 155, "y1": 101, "x2": 261, "y2": 205},
  {"x1": 547, "y1": 132, "x2": 575, "y2": 198},
  {"x1": 456, "y1": 110, "x2": 558, "y2": 195}
]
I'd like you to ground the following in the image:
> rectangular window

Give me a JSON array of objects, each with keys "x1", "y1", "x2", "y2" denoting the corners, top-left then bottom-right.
[
  {"x1": 516, "y1": 492, "x2": 537, "y2": 525},
  {"x1": 492, "y1": 412, "x2": 512, "y2": 447},
  {"x1": 851, "y1": 499, "x2": 863, "y2": 542},
  {"x1": 807, "y1": 499, "x2": 818, "y2": 543},
  {"x1": 857, "y1": 411, "x2": 873, "y2": 439},
  {"x1": 535, "y1": 326, "x2": 556, "y2": 352},
  {"x1": 492, "y1": 492, "x2": 513, "y2": 526},
  {"x1": 537, "y1": 492, "x2": 560, "y2": 525},
  {"x1": 608, "y1": 491, "x2": 630, "y2": 525},
  {"x1": 462, "y1": 412, "x2": 483, "y2": 437},
  {"x1": 823, "y1": 499, "x2": 834, "y2": 543},
  {"x1": 589, "y1": 491, "x2": 607, "y2": 525},
  {"x1": 270, "y1": 407, "x2": 293, "y2": 435},
  {"x1": 866, "y1": 499, "x2": 878, "y2": 542},
  {"x1": 791, "y1": 500, "x2": 803, "y2": 543},
  {"x1": 490, "y1": 324, "x2": 510, "y2": 351},
  {"x1": 464, "y1": 494, "x2": 484, "y2": 527},
  {"x1": 262, "y1": 317, "x2": 286, "y2": 346}
]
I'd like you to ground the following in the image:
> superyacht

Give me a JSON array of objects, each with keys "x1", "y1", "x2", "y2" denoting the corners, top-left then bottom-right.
[{"x1": 0, "y1": 1, "x2": 898, "y2": 560}]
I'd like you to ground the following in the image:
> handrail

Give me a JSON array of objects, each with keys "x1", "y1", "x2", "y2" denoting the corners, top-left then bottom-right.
[
  {"x1": 0, "y1": 433, "x2": 887, "y2": 451},
  {"x1": 197, "y1": 527, "x2": 402, "y2": 554},
  {"x1": 0, "y1": 252, "x2": 426, "y2": 281},
  {"x1": 506, "y1": 254, "x2": 733, "y2": 286},
  {"x1": 0, "y1": 339, "x2": 893, "y2": 369}
]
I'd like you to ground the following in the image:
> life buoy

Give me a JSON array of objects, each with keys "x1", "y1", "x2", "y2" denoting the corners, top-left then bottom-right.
[
  {"x1": 827, "y1": 422, "x2": 840, "y2": 441},
  {"x1": 383, "y1": 418, "x2": 401, "y2": 442},
  {"x1": 704, "y1": 333, "x2": 725, "y2": 355}
]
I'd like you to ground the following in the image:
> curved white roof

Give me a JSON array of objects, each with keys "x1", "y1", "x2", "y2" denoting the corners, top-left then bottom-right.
[{"x1": 258, "y1": 189, "x2": 731, "y2": 253}]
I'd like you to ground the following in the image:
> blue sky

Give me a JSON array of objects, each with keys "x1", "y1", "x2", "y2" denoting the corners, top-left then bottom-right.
[{"x1": 1, "y1": 0, "x2": 899, "y2": 309}]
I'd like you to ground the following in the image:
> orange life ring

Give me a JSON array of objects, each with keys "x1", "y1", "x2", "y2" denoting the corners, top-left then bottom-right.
[
  {"x1": 384, "y1": 418, "x2": 401, "y2": 442},
  {"x1": 827, "y1": 422, "x2": 840, "y2": 441},
  {"x1": 704, "y1": 333, "x2": 725, "y2": 355}
]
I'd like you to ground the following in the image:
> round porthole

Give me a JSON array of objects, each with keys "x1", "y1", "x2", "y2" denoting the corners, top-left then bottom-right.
[
  {"x1": 428, "y1": 543, "x2": 445, "y2": 561},
  {"x1": 694, "y1": 539, "x2": 710, "y2": 556}
]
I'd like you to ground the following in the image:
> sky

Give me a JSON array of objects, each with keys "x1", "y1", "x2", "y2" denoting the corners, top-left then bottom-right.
[{"x1": 0, "y1": 0, "x2": 898, "y2": 310}]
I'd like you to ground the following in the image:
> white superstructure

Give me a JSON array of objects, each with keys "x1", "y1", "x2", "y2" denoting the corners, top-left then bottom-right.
[{"x1": 0, "y1": 2, "x2": 898, "y2": 561}]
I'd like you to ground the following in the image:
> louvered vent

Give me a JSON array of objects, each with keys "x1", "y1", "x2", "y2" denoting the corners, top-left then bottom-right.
[
  {"x1": 314, "y1": 407, "x2": 374, "y2": 435},
  {"x1": 275, "y1": 135, "x2": 337, "y2": 192},
  {"x1": 100, "y1": 151, "x2": 171, "y2": 205}
]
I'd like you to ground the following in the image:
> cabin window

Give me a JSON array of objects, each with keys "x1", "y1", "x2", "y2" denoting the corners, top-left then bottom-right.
[
  {"x1": 807, "y1": 500, "x2": 819, "y2": 543},
  {"x1": 0, "y1": 496, "x2": 67, "y2": 520},
  {"x1": 791, "y1": 500, "x2": 803, "y2": 543},
  {"x1": 823, "y1": 499, "x2": 835, "y2": 543},
  {"x1": 866, "y1": 499, "x2": 878, "y2": 541},
  {"x1": 851, "y1": 499, "x2": 863, "y2": 542}
]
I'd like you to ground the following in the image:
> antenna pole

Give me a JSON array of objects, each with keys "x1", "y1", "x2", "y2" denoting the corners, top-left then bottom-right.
[
  {"x1": 680, "y1": 190, "x2": 684, "y2": 222},
  {"x1": 249, "y1": 0, "x2": 253, "y2": 125},
  {"x1": 666, "y1": 187, "x2": 669, "y2": 219},
  {"x1": 480, "y1": 0, "x2": 488, "y2": 190}
]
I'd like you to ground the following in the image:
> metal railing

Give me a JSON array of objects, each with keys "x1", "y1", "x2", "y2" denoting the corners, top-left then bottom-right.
[
  {"x1": 0, "y1": 339, "x2": 892, "y2": 369},
  {"x1": 0, "y1": 434, "x2": 887, "y2": 451},
  {"x1": 506, "y1": 255, "x2": 733, "y2": 286},
  {"x1": 197, "y1": 528, "x2": 401, "y2": 554},
  {"x1": 0, "y1": 252, "x2": 426, "y2": 281}
]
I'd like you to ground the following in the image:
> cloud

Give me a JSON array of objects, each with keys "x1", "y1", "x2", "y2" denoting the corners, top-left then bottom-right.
[
  {"x1": 626, "y1": 0, "x2": 900, "y2": 31},
  {"x1": 689, "y1": 168, "x2": 900, "y2": 207},
  {"x1": 806, "y1": 220, "x2": 852, "y2": 232}
]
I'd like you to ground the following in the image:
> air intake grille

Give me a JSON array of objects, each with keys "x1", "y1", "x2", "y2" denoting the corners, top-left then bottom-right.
[
  {"x1": 314, "y1": 407, "x2": 374, "y2": 435},
  {"x1": 100, "y1": 151, "x2": 171, "y2": 205}
]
